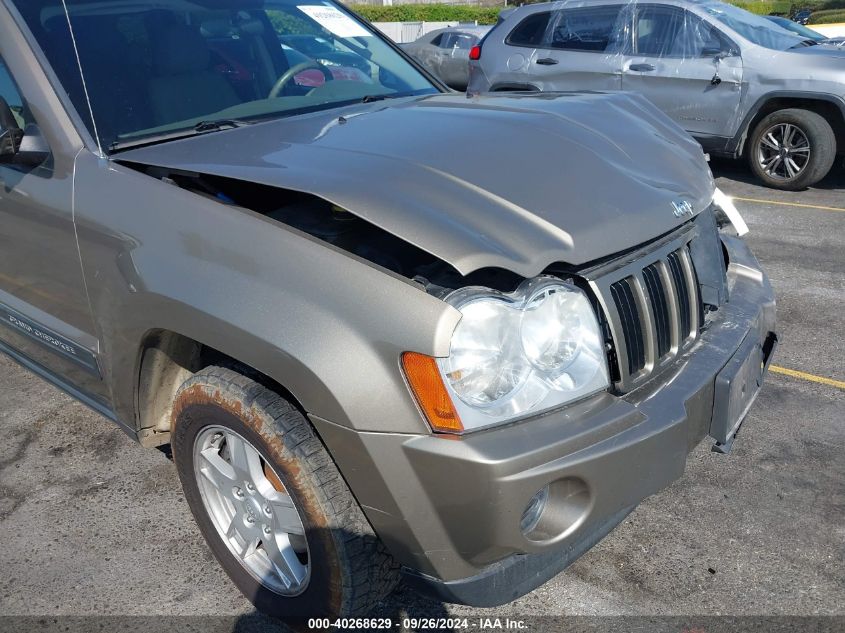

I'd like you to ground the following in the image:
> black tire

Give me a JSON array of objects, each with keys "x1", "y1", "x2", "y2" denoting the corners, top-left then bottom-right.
[
  {"x1": 747, "y1": 108, "x2": 836, "y2": 191},
  {"x1": 171, "y1": 366, "x2": 398, "y2": 621}
]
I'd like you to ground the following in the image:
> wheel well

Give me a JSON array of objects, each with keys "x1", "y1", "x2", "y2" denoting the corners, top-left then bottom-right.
[
  {"x1": 135, "y1": 330, "x2": 306, "y2": 448},
  {"x1": 741, "y1": 97, "x2": 845, "y2": 157}
]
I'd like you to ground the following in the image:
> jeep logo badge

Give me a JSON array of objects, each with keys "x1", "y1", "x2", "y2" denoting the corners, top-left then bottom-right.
[{"x1": 671, "y1": 200, "x2": 694, "y2": 218}]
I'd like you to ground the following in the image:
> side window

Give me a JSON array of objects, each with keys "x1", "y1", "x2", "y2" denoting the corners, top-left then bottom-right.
[
  {"x1": 636, "y1": 6, "x2": 679, "y2": 56},
  {"x1": 507, "y1": 12, "x2": 553, "y2": 48},
  {"x1": 440, "y1": 33, "x2": 458, "y2": 49},
  {"x1": 637, "y1": 6, "x2": 728, "y2": 57},
  {"x1": 680, "y1": 15, "x2": 733, "y2": 57},
  {"x1": 453, "y1": 34, "x2": 479, "y2": 50},
  {"x1": 441, "y1": 33, "x2": 478, "y2": 50},
  {"x1": 430, "y1": 33, "x2": 444, "y2": 47},
  {"x1": 0, "y1": 59, "x2": 32, "y2": 129},
  {"x1": 548, "y1": 6, "x2": 625, "y2": 52}
]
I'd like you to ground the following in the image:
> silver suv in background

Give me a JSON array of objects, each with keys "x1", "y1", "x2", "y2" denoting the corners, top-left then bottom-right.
[{"x1": 469, "y1": 0, "x2": 845, "y2": 190}]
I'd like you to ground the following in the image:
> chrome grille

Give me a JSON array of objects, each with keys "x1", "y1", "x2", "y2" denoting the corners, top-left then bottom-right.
[{"x1": 586, "y1": 232, "x2": 702, "y2": 392}]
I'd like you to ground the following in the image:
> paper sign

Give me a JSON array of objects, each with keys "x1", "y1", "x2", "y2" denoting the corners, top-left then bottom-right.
[{"x1": 297, "y1": 5, "x2": 371, "y2": 38}]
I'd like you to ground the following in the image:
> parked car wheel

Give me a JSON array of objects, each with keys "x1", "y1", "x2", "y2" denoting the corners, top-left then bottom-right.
[
  {"x1": 748, "y1": 108, "x2": 836, "y2": 190},
  {"x1": 171, "y1": 366, "x2": 398, "y2": 620}
]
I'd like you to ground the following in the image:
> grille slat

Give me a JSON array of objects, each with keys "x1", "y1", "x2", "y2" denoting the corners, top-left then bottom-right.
[
  {"x1": 602, "y1": 244, "x2": 701, "y2": 390},
  {"x1": 642, "y1": 263, "x2": 671, "y2": 358},
  {"x1": 667, "y1": 251, "x2": 692, "y2": 339},
  {"x1": 610, "y1": 279, "x2": 645, "y2": 375}
]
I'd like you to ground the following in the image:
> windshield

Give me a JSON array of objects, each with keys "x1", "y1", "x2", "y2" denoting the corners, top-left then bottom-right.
[
  {"x1": 12, "y1": 0, "x2": 438, "y2": 151},
  {"x1": 765, "y1": 16, "x2": 825, "y2": 41},
  {"x1": 702, "y1": 3, "x2": 809, "y2": 50}
]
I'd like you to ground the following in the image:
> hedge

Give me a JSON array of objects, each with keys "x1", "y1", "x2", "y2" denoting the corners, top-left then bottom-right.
[
  {"x1": 730, "y1": 1, "x2": 792, "y2": 15},
  {"x1": 808, "y1": 8, "x2": 845, "y2": 21},
  {"x1": 348, "y1": 2, "x2": 779, "y2": 22},
  {"x1": 787, "y1": 0, "x2": 845, "y2": 10},
  {"x1": 347, "y1": 5, "x2": 502, "y2": 25},
  {"x1": 345, "y1": 1, "x2": 845, "y2": 23}
]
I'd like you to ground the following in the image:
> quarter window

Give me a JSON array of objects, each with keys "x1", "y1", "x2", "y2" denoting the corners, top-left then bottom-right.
[{"x1": 507, "y1": 12, "x2": 553, "y2": 48}]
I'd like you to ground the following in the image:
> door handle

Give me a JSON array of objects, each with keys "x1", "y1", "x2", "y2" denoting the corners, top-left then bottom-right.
[
  {"x1": 535, "y1": 57, "x2": 558, "y2": 65},
  {"x1": 629, "y1": 63, "x2": 655, "y2": 72}
]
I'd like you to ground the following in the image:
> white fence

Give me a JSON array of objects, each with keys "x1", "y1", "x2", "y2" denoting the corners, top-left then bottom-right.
[{"x1": 372, "y1": 20, "x2": 458, "y2": 42}]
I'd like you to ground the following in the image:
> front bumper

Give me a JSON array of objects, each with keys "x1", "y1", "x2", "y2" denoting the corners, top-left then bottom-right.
[{"x1": 311, "y1": 235, "x2": 776, "y2": 606}]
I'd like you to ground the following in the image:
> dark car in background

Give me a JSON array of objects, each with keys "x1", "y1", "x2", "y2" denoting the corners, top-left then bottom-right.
[{"x1": 793, "y1": 8, "x2": 813, "y2": 24}]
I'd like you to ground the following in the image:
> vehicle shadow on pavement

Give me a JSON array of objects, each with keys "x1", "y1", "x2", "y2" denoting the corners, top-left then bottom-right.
[
  {"x1": 709, "y1": 156, "x2": 845, "y2": 190},
  {"x1": 229, "y1": 587, "x2": 451, "y2": 632},
  {"x1": 229, "y1": 585, "x2": 453, "y2": 632},
  {"x1": 223, "y1": 524, "x2": 454, "y2": 633}
]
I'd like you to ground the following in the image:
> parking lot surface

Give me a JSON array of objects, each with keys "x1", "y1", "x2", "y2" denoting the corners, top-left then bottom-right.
[{"x1": 0, "y1": 160, "x2": 843, "y2": 623}]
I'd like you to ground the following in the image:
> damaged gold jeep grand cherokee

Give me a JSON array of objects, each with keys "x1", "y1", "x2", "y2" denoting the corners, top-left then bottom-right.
[{"x1": 0, "y1": 0, "x2": 775, "y2": 620}]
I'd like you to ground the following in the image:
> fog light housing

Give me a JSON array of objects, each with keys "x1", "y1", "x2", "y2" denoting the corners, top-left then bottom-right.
[
  {"x1": 520, "y1": 486, "x2": 549, "y2": 535},
  {"x1": 521, "y1": 477, "x2": 591, "y2": 543}
]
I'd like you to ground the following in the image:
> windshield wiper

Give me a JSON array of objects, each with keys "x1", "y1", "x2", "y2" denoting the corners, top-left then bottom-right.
[
  {"x1": 790, "y1": 38, "x2": 818, "y2": 48},
  {"x1": 360, "y1": 91, "x2": 428, "y2": 104},
  {"x1": 194, "y1": 119, "x2": 250, "y2": 132},
  {"x1": 109, "y1": 118, "x2": 252, "y2": 152}
]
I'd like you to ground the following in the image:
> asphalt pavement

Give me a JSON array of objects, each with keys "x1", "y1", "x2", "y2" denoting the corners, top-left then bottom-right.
[{"x1": 0, "y1": 158, "x2": 842, "y2": 628}]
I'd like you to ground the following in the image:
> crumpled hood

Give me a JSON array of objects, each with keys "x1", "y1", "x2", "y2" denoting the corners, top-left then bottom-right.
[{"x1": 118, "y1": 92, "x2": 714, "y2": 277}]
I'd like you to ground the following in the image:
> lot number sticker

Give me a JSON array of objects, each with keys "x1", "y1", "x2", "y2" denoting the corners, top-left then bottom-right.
[{"x1": 297, "y1": 5, "x2": 371, "y2": 38}]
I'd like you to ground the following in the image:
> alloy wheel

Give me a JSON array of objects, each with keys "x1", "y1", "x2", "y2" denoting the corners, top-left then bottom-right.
[
  {"x1": 193, "y1": 426, "x2": 310, "y2": 596},
  {"x1": 756, "y1": 122, "x2": 811, "y2": 181}
]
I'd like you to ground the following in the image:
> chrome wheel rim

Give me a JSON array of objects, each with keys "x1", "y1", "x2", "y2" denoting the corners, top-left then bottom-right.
[
  {"x1": 193, "y1": 426, "x2": 310, "y2": 596},
  {"x1": 757, "y1": 122, "x2": 811, "y2": 181}
]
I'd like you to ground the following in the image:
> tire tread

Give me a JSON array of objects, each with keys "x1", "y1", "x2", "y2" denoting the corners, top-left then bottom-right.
[
  {"x1": 174, "y1": 365, "x2": 399, "y2": 617},
  {"x1": 748, "y1": 108, "x2": 836, "y2": 191}
]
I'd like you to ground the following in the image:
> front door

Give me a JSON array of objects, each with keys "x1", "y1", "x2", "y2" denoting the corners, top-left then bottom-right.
[{"x1": 0, "y1": 49, "x2": 106, "y2": 405}]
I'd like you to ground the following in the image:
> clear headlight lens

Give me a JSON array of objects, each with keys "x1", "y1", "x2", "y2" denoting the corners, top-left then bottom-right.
[{"x1": 437, "y1": 278, "x2": 610, "y2": 432}]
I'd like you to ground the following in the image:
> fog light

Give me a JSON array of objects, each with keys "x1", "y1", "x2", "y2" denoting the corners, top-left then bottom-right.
[{"x1": 520, "y1": 486, "x2": 549, "y2": 535}]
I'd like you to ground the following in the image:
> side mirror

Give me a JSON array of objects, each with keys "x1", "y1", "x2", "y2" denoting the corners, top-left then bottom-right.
[
  {"x1": 0, "y1": 96, "x2": 24, "y2": 160},
  {"x1": 0, "y1": 96, "x2": 49, "y2": 167}
]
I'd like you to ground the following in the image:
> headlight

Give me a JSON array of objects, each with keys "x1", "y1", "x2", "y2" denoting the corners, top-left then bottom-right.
[{"x1": 431, "y1": 277, "x2": 610, "y2": 432}]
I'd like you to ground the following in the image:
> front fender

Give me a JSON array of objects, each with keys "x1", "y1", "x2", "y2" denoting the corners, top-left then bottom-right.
[{"x1": 72, "y1": 151, "x2": 460, "y2": 435}]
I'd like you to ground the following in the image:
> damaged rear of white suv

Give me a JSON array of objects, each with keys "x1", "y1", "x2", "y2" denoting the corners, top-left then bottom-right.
[{"x1": 0, "y1": 0, "x2": 775, "y2": 619}]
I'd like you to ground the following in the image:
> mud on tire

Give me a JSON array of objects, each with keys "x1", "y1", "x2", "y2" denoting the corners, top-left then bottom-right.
[{"x1": 170, "y1": 365, "x2": 399, "y2": 621}]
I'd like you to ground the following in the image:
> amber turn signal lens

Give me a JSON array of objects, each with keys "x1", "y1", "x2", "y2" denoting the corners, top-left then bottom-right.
[{"x1": 401, "y1": 352, "x2": 463, "y2": 434}]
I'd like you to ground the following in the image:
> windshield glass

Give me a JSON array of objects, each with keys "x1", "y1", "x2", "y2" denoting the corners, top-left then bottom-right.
[
  {"x1": 12, "y1": 0, "x2": 438, "y2": 151},
  {"x1": 702, "y1": 3, "x2": 808, "y2": 50}
]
